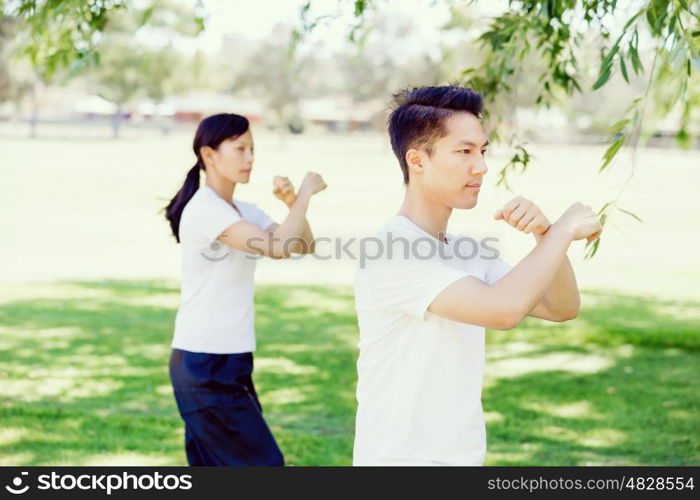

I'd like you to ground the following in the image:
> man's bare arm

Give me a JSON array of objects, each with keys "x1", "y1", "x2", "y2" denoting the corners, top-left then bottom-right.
[
  {"x1": 428, "y1": 222, "x2": 575, "y2": 330},
  {"x1": 528, "y1": 232, "x2": 580, "y2": 321},
  {"x1": 428, "y1": 202, "x2": 601, "y2": 330}
]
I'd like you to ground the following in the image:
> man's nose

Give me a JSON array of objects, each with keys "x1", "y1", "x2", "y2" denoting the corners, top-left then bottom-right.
[{"x1": 473, "y1": 157, "x2": 488, "y2": 176}]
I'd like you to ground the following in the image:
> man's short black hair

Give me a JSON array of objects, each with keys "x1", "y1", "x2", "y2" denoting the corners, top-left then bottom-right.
[{"x1": 387, "y1": 85, "x2": 484, "y2": 184}]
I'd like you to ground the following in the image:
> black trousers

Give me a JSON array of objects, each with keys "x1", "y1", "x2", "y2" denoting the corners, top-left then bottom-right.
[{"x1": 169, "y1": 348, "x2": 284, "y2": 466}]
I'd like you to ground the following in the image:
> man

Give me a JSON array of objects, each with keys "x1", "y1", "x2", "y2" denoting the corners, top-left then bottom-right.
[{"x1": 352, "y1": 85, "x2": 602, "y2": 466}]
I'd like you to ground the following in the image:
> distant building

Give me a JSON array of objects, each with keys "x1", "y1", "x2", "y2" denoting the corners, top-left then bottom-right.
[
  {"x1": 298, "y1": 97, "x2": 385, "y2": 132},
  {"x1": 72, "y1": 95, "x2": 118, "y2": 118},
  {"x1": 161, "y1": 92, "x2": 265, "y2": 123}
]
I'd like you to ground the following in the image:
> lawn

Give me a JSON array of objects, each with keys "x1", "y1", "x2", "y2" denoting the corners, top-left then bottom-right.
[
  {"x1": 0, "y1": 280, "x2": 697, "y2": 466},
  {"x1": 1, "y1": 128, "x2": 698, "y2": 465}
]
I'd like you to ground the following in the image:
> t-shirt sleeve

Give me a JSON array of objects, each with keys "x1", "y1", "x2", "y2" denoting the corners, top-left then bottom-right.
[
  {"x1": 197, "y1": 195, "x2": 243, "y2": 243},
  {"x1": 484, "y1": 257, "x2": 513, "y2": 285},
  {"x1": 364, "y1": 245, "x2": 472, "y2": 321},
  {"x1": 245, "y1": 203, "x2": 276, "y2": 231}
]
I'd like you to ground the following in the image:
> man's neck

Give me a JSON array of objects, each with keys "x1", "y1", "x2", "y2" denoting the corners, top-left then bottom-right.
[{"x1": 397, "y1": 186, "x2": 452, "y2": 243}]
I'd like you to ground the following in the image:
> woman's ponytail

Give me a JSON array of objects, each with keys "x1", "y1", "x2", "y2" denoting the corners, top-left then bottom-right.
[{"x1": 164, "y1": 161, "x2": 203, "y2": 243}]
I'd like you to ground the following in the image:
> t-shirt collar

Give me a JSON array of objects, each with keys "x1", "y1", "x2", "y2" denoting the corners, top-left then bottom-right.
[{"x1": 392, "y1": 215, "x2": 454, "y2": 245}]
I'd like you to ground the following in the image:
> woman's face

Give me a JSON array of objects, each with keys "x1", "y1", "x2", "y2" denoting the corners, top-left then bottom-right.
[{"x1": 208, "y1": 129, "x2": 254, "y2": 184}]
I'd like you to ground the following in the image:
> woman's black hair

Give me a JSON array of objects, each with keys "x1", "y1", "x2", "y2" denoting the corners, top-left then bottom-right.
[{"x1": 164, "y1": 113, "x2": 250, "y2": 243}]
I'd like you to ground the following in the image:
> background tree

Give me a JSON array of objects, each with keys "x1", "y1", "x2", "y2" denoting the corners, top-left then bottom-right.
[
  {"x1": 296, "y1": 0, "x2": 699, "y2": 257},
  {"x1": 2, "y1": 0, "x2": 203, "y2": 137},
  {"x1": 232, "y1": 24, "x2": 307, "y2": 133},
  {"x1": 2, "y1": 0, "x2": 203, "y2": 78},
  {"x1": 0, "y1": 14, "x2": 34, "y2": 122},
  {"x1": 88, "y1": 41, "x2": 148, "y2": 138},
  {"x1": 339, "y1": 13, "x2": 441, "y2": 103}
]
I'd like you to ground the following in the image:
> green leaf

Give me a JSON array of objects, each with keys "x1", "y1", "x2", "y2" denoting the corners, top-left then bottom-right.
[
  {"x1": 617, "y1": 207, "x2": 643, "y2": 223},
  {"x1": 599, "y1": 135, "x2": 625, "y2": 172},
  {"x1": 600, "y1": 43, "x2": 620, "y2": 71},
  {"x1": 598, "y1": 201, "x2": 614, "y2": 215},
  {"x1": 592, "y1": 67, "x2": 612, "y2": 90},
  {"x1": 645, "y1": 9, "x2": 655, "y2": 32},
  {"x1": 630, "y1": 45, "x2": 644, "y2": 74},
  {"x1": 610, "y1": 118, "x2": 630, "y2": 134},
  {"x1": 584, "y1": 237, "x2": 601, "y2": 259},
  {"x1": 622, "y1": 8, "x2": 644, "y2": 31},
  {"x1": 628, "y1": 29, "x2": 644, "y2": 75},
  {"x1": 620, "y1": 56, "x2": 629, "y2": 83},
  {"x1": 668, "y1": 14, "x2": 677, "y2": 36}
]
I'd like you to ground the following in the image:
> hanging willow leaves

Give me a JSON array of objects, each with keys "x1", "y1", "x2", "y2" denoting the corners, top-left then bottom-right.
[
  {"x1": 7, "y1": 0, "x2": 205, "y2": 81},
  {"x1": 620, "y1": 56, "x2": 630, "y2": 83},
  {"x1": 617, "y1": 207, "x2": 644, "y2": 223},
  {"x1": 599, "y1": 134, "x2": 626, "y2": 172},
  {"x1": 332, "y1": 0, "x2": 697, "y2": 260},
  {"x1": 584, "y1": 236, "x2": 601, "y2": 259},
  {"x1": 592, "y1": 66, "x2": 612, "y2": 90}
]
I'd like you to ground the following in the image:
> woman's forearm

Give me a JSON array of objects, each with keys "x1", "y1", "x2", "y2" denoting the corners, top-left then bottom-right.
[
  {"x1": 267, "y1": 193, "x2": 312, "y2": 256},
  {"x1": 297, "y1": 218, "x2": 315, "y2": 253}
]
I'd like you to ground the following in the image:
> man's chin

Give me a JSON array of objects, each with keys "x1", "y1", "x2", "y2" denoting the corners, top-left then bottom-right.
[{"x1": 452, "y1": 198, "x2": 478, "y2": 210}]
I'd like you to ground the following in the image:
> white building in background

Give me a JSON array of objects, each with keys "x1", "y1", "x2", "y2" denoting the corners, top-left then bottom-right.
[
  {"x1": 72, "y1": 95, "x2": 118, "y2": 117},
  {"x1": 6, "y1": 87, "x2": 267, "y2": 124},
  {"x1": 298, "y1": 97, "x2": 385, "y2": 132},
  {"x1": 160, "y1": 92, "x2": 265, "y2": 123}
]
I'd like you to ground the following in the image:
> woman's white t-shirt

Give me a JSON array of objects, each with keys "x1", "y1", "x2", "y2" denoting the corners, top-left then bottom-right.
[{"x1": 171, "y1": 185, "x2": 275, "y2": 354}]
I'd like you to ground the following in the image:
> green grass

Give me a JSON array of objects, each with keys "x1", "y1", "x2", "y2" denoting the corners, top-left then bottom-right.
[{"x1": 0, "y1": 281, "x2": 698, "y2": 465}]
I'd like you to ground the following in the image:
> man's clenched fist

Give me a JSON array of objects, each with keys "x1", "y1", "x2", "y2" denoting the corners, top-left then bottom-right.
[{"x1": 495, "y1": 196, "x2": 551, "y2": 235}]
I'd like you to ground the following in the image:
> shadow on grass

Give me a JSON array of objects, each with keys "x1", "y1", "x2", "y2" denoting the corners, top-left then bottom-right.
[
  {"x1": 0, "y1": 281, "x2": 697, "y2": 465},
  {"x1": 0, "y1": 280, "x2": 358, "y2": 465},
  {"x1": 484, "y1": 291, "x2": 699, "y2": 465}
]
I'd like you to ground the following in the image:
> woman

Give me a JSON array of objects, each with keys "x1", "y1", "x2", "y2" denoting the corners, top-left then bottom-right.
[{"x1": 164, "y1": 113, "x2": 326, "y2": 466}]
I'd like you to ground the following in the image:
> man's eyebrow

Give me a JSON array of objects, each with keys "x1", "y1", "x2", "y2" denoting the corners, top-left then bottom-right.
[{"x1": 456, "y1": 139, "x2": 490, "y2": 148}]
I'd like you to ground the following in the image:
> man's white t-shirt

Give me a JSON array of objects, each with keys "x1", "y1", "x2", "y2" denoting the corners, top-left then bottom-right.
[
  {"x1": 171, "y1": 185, "x2": 275, "y2": 354},
  {"x1": 353, "y1": 215, "x2": 513, "y2": 466}
]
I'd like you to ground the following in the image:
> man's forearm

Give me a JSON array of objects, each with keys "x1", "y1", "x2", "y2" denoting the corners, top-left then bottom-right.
[
  {"x1": 534, "y1": 233, "x2": 580, "y2": 317},
  {"x1": 494, "y1": 223, "x2": 574, "y2": 321}
]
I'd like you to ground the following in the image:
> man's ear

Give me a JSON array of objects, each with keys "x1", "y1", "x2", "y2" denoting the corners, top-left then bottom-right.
[{"x1": 405, "y1": 148, "x2": 424, "y2": 178}]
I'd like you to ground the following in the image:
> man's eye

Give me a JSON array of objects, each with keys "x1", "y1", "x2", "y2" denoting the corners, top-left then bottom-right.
[
  {"x1": 482, "y1": 150, "x2": 487, "y2": 155},
  {"x1": 461, "y1": 149, "x2": 471, "y2": 154}
]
